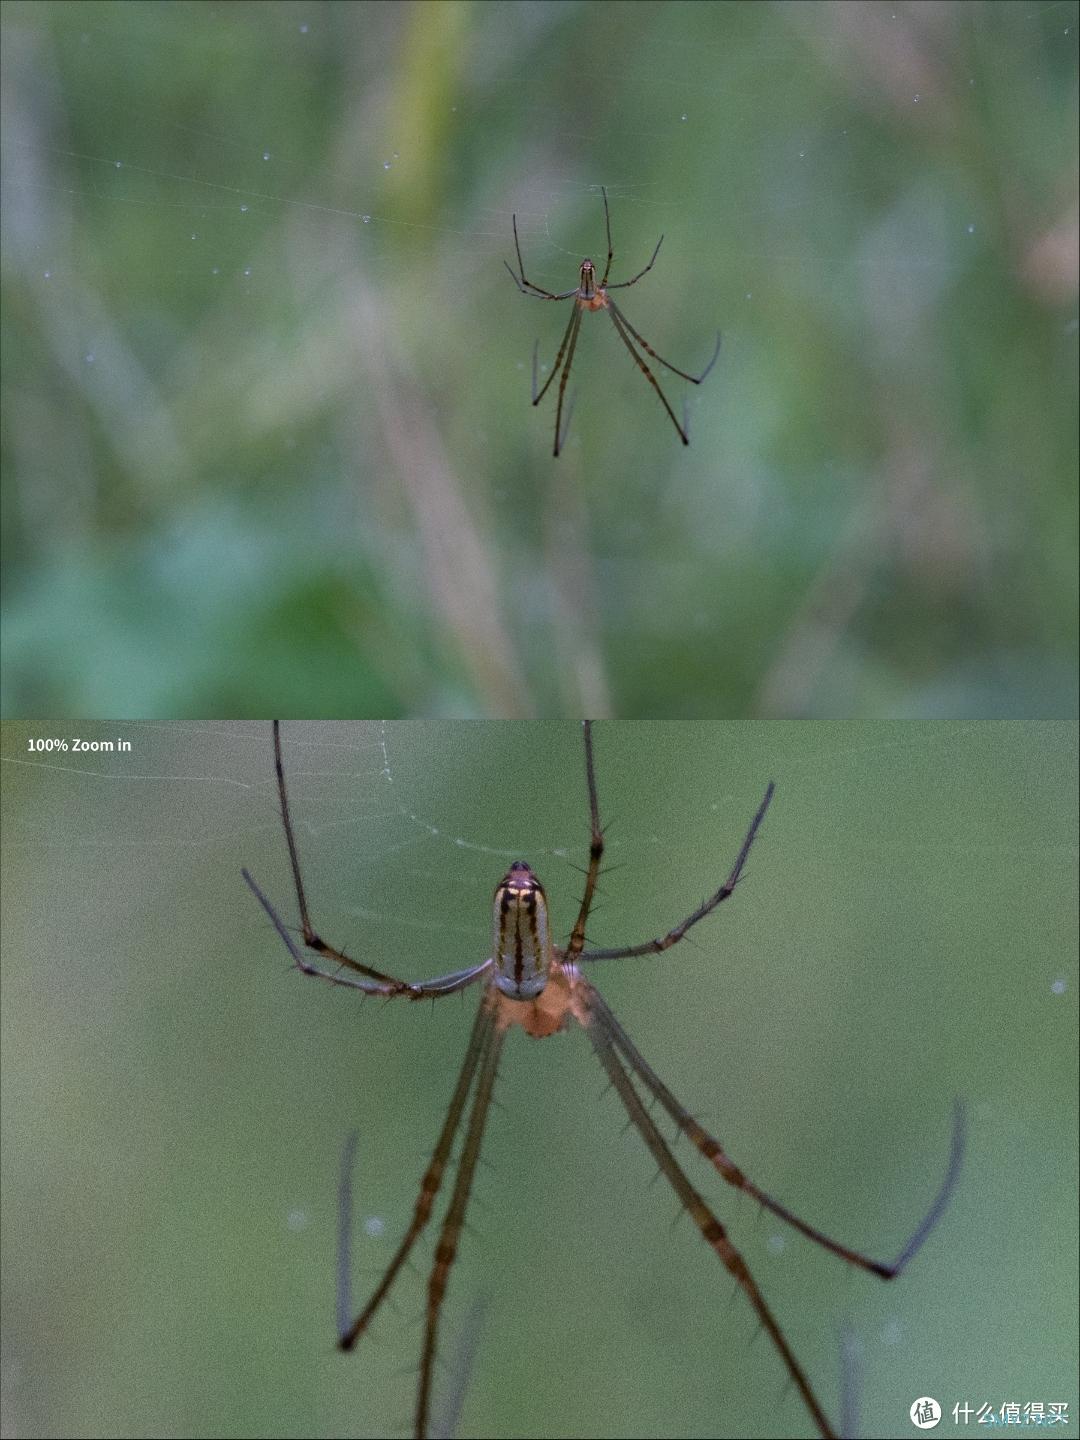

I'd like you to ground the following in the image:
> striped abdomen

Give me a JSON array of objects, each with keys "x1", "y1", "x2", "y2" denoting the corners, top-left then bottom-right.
[{"x1": 492, "y1": 862, "x2": 552, "y2": 1000}]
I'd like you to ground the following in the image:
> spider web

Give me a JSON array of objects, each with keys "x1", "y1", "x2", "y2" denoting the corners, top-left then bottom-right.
[{"x1": 2, "y1": 720, "x2": 1076, "y2": 1439}]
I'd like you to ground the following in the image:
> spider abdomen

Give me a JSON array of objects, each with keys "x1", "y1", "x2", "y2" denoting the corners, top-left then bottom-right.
[{"x1": 492, "y1": 861, "x2": 552, "y2": 1000}]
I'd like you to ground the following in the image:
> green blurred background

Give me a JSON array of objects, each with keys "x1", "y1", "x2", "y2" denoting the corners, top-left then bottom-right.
[
  {"x1": 2, "y1": 720, "x2": 1076, "y2": 1438},
  {"x1": 1, "y1": 1, "x2": 1077, "y2": 718}
]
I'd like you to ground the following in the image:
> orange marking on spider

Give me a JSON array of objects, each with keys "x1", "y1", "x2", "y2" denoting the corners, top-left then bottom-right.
[{"x1": 505, "y1": 188, "x2": 722, "y2": 454}]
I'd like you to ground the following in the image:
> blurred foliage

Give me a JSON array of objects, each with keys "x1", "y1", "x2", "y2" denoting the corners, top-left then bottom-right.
[
  {"x1": 1, "y1": 0, "x2": 1078, "y2": 717},
  {"x1": 1, "y1": 719, "x2": 1077, "y2": 1438}
]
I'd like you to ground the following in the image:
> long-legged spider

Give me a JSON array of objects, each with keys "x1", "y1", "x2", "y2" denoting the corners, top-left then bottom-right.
[
  {"x1": 242, "y1": 722, "x2": 964, "y2": 1440},
  {"x1": 505, "y1": 187, "x2": 722, "y2": 456}
]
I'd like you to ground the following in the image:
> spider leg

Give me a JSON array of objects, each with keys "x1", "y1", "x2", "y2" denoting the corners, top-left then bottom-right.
[
  {"x1": 430, "y1": 1296, "x2": 489, "y2": 1440},
  {"x1": 336, "y1": 1130, "x2": 359, "y2": 1340},
  {"x1": 533, "y1": 304, "x2": 581, "y2": 406},
  {"x1": 607, "y1": 304, "x2": 690, "y2": 445},
  {"x1": 555, "y1": 387, "x2": 579, "y2": 460},
  {"x1": 506, "y1": 215, "x2": 581, "y2": 300},
  {"x1": 590, "y1": 982, "x2": 966, "y2": 1277},
  {"x1": 245, "y1": 722, "x2": 491, "y2": 998},
  {"x1": 839, "y1": 1322, "x2": 862, "y2": 1440},
  {"x1": 243, "y1": 867, "x2": 492, "y2": 997},
  {"x1": 604, "y1": 232, "x2": 664, "y2": 291},
  {"x1": 337, "y1": 999, "x2": 494, "y2": 1355},
  {"x1": 598, "y1": 185, "x2": 615, "y2": 288},
  {"x1": 503, "y1": 259, "x2": 579, "y2": 301},
  {"x1": 564, "y1": 719, "x2": 603, "y2": 960},
  {"x1": 887, "y1": 1101, "x2": 968, "y2": 1271},
  {"x1": 552, "y1": 305, "x2": 583, "y2": 457},
  {"x1": 608, "y1": 298, "x2": 721, "y2": 384},
  {"x1": 582, "y1": 988, "x2": 837, "y2": 1440},
  {"x1": 416, "y1": 1010, "x2": 505, "y2": 1440},
  {"x1": 573, "y1": 782, "x2": 774, "y2": 962},
  {"x1": 266, "y1": 719, "x2": 416, "y2": 985}
]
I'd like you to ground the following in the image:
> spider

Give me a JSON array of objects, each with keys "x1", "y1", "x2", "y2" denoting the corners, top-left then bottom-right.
[
  {"x1": 504, "y1": 187, "x2": 722, "y2": 455},
  {"x1": 242, "y1": 722, "x2": 964, "y2": 1440}
]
